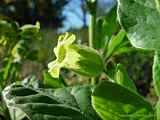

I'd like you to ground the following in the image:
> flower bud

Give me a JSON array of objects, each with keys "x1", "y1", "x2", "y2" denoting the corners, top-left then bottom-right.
[
  {"x1": 20, "y1": 22, "x2": 40, "y2": 40},
  {"x1": 48, "y1": 32, "x2": 103, "y2": 78}
]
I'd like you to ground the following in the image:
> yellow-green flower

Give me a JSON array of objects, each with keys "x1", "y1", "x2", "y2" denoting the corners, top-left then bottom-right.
[{"x1": 48, "y1": 32, "x2": 103, "y2": 78}]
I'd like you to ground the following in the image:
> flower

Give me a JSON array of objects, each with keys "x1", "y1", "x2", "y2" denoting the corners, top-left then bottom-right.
[{"x1": 48, "y1": 32, "x2": 103, "y2": 78}]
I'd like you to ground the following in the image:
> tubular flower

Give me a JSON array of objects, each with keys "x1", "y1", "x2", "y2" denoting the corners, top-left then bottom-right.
[{"x1": 48, "y1": 32, "x2": 103, "y2": 78}]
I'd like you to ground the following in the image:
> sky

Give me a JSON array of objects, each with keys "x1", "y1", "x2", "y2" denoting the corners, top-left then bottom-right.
[{"x1": 59, "y1": 0, "x2": 116, "y2": 33}]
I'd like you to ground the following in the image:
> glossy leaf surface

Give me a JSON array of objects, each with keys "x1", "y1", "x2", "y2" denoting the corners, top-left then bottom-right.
[
  {"x1": 92, "y1": 81, "x2": 154, "y2": 120},
  {"x1": 118, "y1": 0, "x2": 160, "y2": 50}
]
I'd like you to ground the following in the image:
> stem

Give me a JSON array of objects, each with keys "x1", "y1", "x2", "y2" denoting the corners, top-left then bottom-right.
[
  {"x1": 91, "y1": 77, "x2": 97, "y2": 85},
  {"x1": 88, "y1": 0, "x2": 97, "y2": 84},
  {"x1": 89, "y1": 14, "x2": 96, "y2": 47}
]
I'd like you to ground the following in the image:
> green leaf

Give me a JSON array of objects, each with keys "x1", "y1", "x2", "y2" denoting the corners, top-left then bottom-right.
[
  {"x1": 92, "y1": 81, "x2": 154, "y2": 120},
  {"x1": 43, "y1": 71, "x2": 66, "y2": 88},
  {"x1": 3, "y1": 84, "x2": 101, "y2": 120},
  {"x1": 117, "y1": 0, "x2": 160, "y2": 50},
  {"x1": 115, "y1": 64, "x2": 137, "y2": 92},
  {"x1": 104, "y1": 30, "x2": 126, "y2": 59},
  {"x1": 95, "y1": 6, "x2": 118, "y2": 49},
  {"x1": 112, "y1": 46, "x2": 135, "y2": 56},
  {"x1": 153, "y1": 51, "x2": 160, "y2": 96},
  {"x1": 103, "y1": 6, "x2": 118, "y2": 38}
]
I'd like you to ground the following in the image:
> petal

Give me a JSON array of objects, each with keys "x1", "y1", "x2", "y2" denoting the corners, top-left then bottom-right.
[
  {"x1": 58, "y1": 32, "x2": 76, "y2": 46},
  {"x1": 48, "y1": 61, "x2": 61, "y2": 78},
  {"x1": 54, "y1": 47, "x2": 58, "y2": 58}
]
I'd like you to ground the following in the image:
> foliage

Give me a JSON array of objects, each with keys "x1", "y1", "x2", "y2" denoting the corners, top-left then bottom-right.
[
  {"x1": 3, "y1": 83, "x2": 101, "y2": 120},
  {"x1": 92, "y1": 81, "x2": 154, "y2": 120},
  {"x1": 118, "y1": 0, "x2": 160, "y2": 119},
  {"x1": 0, "y1": 20, "x2": 41, "y2": 89},
  {"x1": 1, "y1": 0, "x2": 160, "y2": 120},
  {"x1": 117, "y1": 0, "x2": 160, "y2": 50}
]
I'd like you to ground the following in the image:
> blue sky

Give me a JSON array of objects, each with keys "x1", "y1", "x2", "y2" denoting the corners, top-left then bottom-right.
[{"x1": 59, "y1": 0, "x2": 116, "y2": 32}]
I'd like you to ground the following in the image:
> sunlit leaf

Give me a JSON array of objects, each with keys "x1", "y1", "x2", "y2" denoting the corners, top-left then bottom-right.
[
  {"x1": 118, "y1": 0, "x2": 160, "y2": 50},
  {"x1": 92, "y1": 81, "x2": 154, "y2": 120}
]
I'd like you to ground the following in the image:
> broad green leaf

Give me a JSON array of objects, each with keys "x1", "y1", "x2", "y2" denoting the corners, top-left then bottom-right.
[
  {"x1": 54, "y1": 86, "x2": 101, "y2": 120},
  {"x1": 115, "y1": 64, "x2": 137, "y2": 92},
  {"x1": 92, "y1": 81, "x2": 154, "y2": 120},
  {"x1": 117, "y1": 0, "x2": 160, "y2": 50},
  {"x1": 153, "y1": 51, "x2": 160, "y2": 96},
  {"x1": 3, "y1": 84, "x2": 101, "y2": 120}
]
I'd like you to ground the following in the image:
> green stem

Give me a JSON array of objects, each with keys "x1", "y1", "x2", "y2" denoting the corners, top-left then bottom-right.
[
  {"x1": 91, "y1": 77, "x2": 97, "y2": 85},
  {"x1": 88, "y1": 0, "x2": 97, "y2": 85},
  {"x1": 89, "y1": 14, "x2": 96, "y2": 48}
]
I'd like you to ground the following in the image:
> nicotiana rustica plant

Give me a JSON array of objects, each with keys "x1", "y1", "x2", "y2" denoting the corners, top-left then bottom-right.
[{"x1": 1, "y1": 0, "x2": 160, "y2": 120}]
